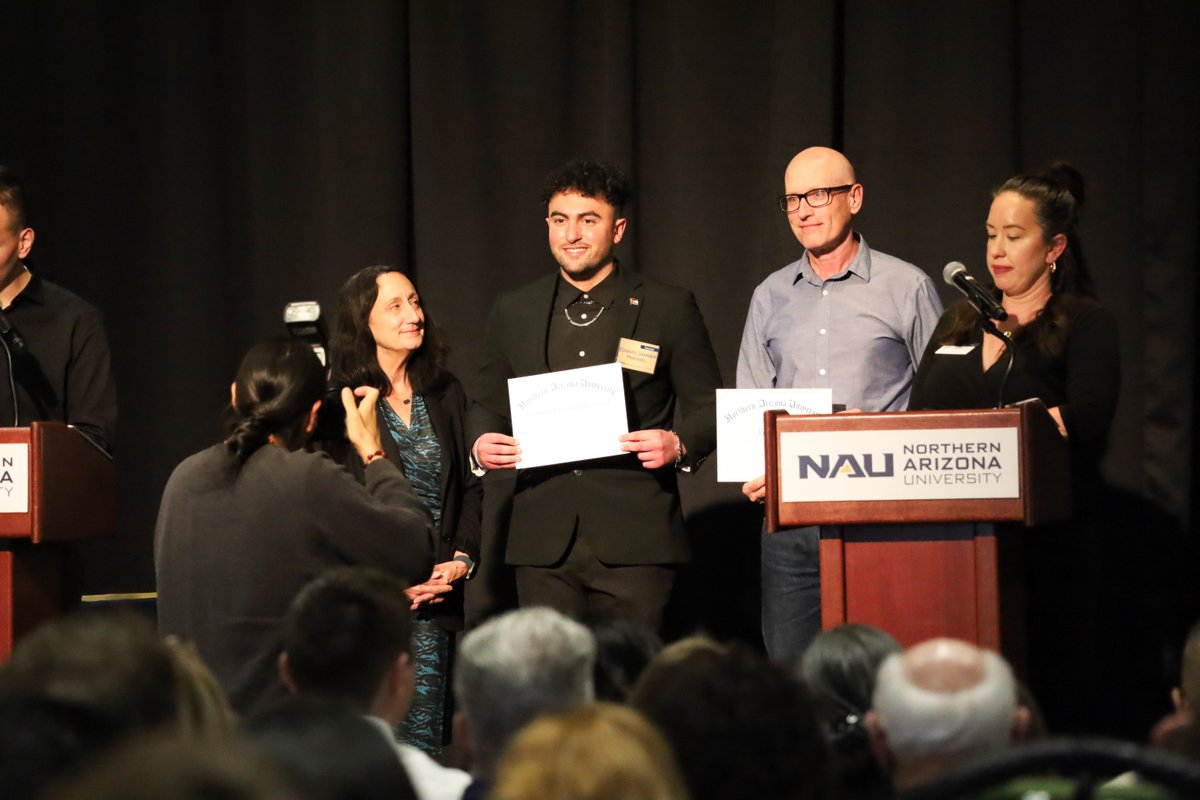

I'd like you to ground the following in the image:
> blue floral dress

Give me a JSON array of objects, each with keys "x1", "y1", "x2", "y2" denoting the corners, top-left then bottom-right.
[{"x1": 381, "y1": 395, "x2": 449, "y2": 755}]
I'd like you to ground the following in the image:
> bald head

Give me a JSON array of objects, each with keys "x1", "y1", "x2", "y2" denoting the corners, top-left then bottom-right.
[
  {"x1": 903, "y1": 638, "x2": 988, "y2": 694},
  {"x1": 871, "y1": 638, "x2": 1018, "y2": 766},
  {"x1": 784, "y1": 147, "x2": 857, "y2": 191},
  {"x1": 781, "y1": 147, "x2": 862, "y2": 260}
]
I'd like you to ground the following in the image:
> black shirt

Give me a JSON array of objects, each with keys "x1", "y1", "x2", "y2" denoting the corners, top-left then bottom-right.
[
  {"x1": 547, "y1": 267, "x2": 621, "y2": 372},
  {"x1": 908, "y1": 299, "x2": 1119, "y2": 472},
  {"x1": 0, "y1": 273, "x2": 117, "y2": 452}
]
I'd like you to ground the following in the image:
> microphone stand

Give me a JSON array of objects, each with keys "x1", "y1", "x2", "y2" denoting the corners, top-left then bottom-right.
[{"x1": 977, "y1": 313, "x2": 1015, "y2": 410}]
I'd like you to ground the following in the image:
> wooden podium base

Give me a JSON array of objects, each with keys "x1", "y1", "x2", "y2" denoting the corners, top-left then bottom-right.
[
  {"x1": 0, "y1": 545, "x2": 63, "y2": 660},
  {"x1": 819, "y1": 522, "x2": 1002, "y2": 649}
]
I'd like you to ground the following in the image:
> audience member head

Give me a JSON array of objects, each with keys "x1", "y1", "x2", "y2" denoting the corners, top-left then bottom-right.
[
  {"x1": 0, "y1": 694, "x2": 120, "y2": 800},
  {"x1": 800, "y1": 624, "x2": 900, "y2": 799},
  {"x1": 868, "y1": 638, "x2": 1028, "y2": 791},
  {"x1": 586, "y1": 615, "x2": 663, "y2": 703},
  {"x1": 993, "y1": 161, "x2": 1092, "y2": 297},
  {"x1": 0, "y1": 609, "x2": 181, "y2": 739},
  {"x1": 48, "y1": 738, "x2": 297, "y2": 800},
  {"x1": 165, "y1": 636, "x2": 237, "y2": 741},
  {"x1": 279, "y1": 567, "x2": 413, "y2": 723},
  {"x1": 644, "y1": 632, "x2": 726, "y2": 665},
  {"x1": 226, "y1": 339, "x2": 325, "y2": 465},
  {"x1": 330, "y1": 265, "x2": 449, "y2": 395},
  {"x1": 802, "y1": 623, "x2": 901, "y2": 742},
  {"x1": 491, "y1": 702, "x2": 688, "y2": 800},
  {"x1": 453, "y1": 607, "x2": 596, "y2": 778},
  {"x1": 243, "y1": 697, "x2": 417, "y2": 800},
  {"x1": 540, "y1": 158, "x2": 631, "y2": 214},
  {"x1": 630, "y1": 642, "x2": 832, "y2": 800}
]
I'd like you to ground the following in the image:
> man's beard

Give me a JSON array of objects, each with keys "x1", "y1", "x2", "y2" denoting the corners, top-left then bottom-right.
[{"x1": 554, "y1": 245, "x2": 614, "y2": 283}]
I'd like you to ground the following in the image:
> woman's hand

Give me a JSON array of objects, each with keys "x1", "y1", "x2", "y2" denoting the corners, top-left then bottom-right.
[
  {"x1": 342, "y1": 386, "x2": 386, "y2": 462},
  {"x1": 405, "y1": 556, "x2": 470, "y2": 609}
]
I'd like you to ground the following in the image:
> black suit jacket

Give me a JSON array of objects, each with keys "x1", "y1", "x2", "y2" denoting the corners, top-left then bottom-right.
[
  {"x1": 467, "y1": 266, "x2": 721, "y2": 567},
  {"x1": 336, "y1": 375, "x2": 482, "y2": 631}
]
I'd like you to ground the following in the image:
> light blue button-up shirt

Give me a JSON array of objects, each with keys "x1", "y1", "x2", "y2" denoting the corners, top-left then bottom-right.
[{"x1": 736, "y1": 236, "x2": 943, "y2": 412}]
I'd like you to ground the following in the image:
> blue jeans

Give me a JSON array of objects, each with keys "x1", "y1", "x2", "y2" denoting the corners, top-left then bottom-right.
[{"x1": 761, "y1": 525, "x2": 822, "y2": 663}]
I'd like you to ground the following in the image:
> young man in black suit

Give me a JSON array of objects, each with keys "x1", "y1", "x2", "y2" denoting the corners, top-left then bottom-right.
[{"x1": 467, "y1": 159, "x2": 721, "y2": 632}]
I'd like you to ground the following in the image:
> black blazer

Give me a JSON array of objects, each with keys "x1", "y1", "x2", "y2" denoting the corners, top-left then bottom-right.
[
  {"x1": 338, "y1": 375, "x2": 482, "y2": 631},
  {"x1": 466, "y1": 265, "x2": 722, "y2": 567}
]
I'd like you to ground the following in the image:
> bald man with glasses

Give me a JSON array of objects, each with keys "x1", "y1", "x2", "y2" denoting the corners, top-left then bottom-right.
[{"x1": 736, "y1": 147, "x2": 943, "y2": 662}]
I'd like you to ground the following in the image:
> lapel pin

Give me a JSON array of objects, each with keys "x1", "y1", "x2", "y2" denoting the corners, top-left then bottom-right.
[{"x1": 629, "y1": 297, "x2": 640, "y2": 306}]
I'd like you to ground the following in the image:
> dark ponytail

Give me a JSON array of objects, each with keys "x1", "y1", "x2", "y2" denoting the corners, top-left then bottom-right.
[{"x1": 226, "y1": 339, "x2": 325, "y2": 466}]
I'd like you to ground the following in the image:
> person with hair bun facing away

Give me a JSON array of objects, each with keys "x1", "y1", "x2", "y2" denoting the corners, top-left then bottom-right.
[
  {"x1": 155, "y1": 339, "x2": 434, "y2": 715},
  {"x1": 909, "y1": 163, "x2": 1120, "y2": 733}
]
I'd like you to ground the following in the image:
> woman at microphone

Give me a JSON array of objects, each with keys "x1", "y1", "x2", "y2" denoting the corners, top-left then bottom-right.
[
  {"x1": 328, "y1": 265, "x2": 481, "y2": 756},
  {"x1": 910, "y1": 162, "x2": 1118, "y2": 464},
  {"x1": 908, "y1": 163, "x2": 1118, "y2": 734}
]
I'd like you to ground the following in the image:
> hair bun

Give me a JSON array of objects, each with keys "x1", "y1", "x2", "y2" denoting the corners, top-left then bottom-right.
[
  {"x1": 225, "y1": 415, "x2": 271, "y2": 461},
  {"x1": 1042, "y1": 161, "x2": 1086, "y2": 209}
]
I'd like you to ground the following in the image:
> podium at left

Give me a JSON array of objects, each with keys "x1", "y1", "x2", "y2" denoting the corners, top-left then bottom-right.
[{"x1": 0, "y1": 421, "x2": 115, "y2": 659}]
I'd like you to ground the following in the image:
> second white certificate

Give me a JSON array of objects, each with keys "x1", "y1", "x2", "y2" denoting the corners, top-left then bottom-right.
[
  {"x1": 716, "y1": 388, "x2": 833, "y2": 482},
  {"x1": 508, "y1": 362, "x2": 629, "y2": 470}
]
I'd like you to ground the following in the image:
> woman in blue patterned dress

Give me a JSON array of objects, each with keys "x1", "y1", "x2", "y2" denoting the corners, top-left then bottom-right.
[{"x1": 329, "y1": 266, "x2": 482, "y2": 755}]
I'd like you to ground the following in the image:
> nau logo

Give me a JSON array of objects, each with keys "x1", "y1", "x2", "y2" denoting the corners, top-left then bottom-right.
[{"x1": 797, "y1": 453, "x2": 894, "y2": 479}]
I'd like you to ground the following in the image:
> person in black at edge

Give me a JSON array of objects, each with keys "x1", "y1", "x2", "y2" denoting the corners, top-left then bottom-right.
[
  {"x1": 908, "y1": 163, "x2": 1119, "y2": 734},
  {"x1": 0, "y1": 165, "x2": 116, "y2": 454}
]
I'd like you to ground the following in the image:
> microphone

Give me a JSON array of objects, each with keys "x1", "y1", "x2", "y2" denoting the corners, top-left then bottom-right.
[
  {"x1": 942, "y1": 262, "x2": 1007, "y2": 322},
  {"x1": 0, "y1": 307, "x2": 30, "y2": 357}
]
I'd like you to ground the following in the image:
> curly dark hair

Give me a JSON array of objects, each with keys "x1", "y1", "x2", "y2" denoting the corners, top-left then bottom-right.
[
  {"x1": 937, "y1": 161, "x2": 1096, "y2": 362},
  {"x1": 539, "y1": 159, "x2": 632, "y2": 213},
  {"x1": 328, "y1": 265, "x2": 449, "y2": 396}
]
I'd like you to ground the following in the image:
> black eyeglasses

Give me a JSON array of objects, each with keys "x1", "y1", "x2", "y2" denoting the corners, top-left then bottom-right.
[{"x1": 777, "y1": 185, "x2": 853, "y2": 213}]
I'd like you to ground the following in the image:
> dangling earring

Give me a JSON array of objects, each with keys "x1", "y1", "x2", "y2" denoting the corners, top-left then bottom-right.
[{"x1": 1049, "y1": 261, "x2": 1057, "y2": 274}]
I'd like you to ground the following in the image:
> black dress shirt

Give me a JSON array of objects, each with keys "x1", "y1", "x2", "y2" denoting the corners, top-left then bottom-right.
[
  {"x1": 547, "y1": 268, "x2": 621, "y2": 372},
  {"x1": 0, "y1": 273, "x2": 117, "y2": 452}
]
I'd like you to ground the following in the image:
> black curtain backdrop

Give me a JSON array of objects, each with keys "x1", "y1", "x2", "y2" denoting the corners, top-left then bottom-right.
[{"x1": 3, "y1": 0, "x2": 1199, "y2": 693}]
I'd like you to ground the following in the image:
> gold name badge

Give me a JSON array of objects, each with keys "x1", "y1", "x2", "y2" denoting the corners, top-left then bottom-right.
[{"x1": 616, "y1": 337, "x2": 661, "y2": 374}]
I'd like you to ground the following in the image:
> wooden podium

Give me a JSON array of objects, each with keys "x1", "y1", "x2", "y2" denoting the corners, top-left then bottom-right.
[
  {"x1": 764, "y1": 403, "x2": 1069, "y2": 653},
  {"x1": 0, "y1": 422, "x2": 116, "y2": 659}
]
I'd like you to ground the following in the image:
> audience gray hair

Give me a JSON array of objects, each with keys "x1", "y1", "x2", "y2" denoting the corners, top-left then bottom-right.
[
  {"x1": 872, "y1": 639, "x2": 1017, "y2": 763},
  {"x1": 454, "y1": 607, "x2": 596, "y2": 775}
]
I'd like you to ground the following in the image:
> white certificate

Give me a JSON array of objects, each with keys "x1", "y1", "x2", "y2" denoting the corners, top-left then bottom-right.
[
  {"x1": 508, "y1": 362, "x2": 629, "y2": 470},
  {"x1": 716, "y1": 388, "x2": 833, "y2": 482}
]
